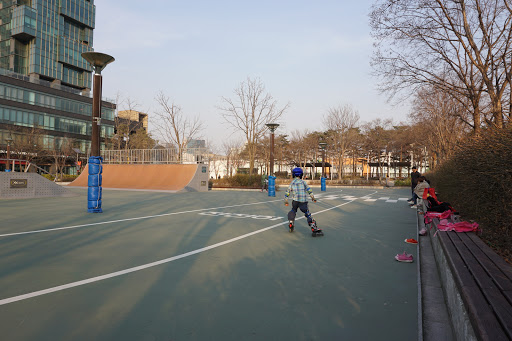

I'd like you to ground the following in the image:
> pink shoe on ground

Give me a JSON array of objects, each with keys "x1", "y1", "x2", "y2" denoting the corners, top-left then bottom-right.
[{"x1": 395, "y1": 252, "x2": 414, "y2": 263}]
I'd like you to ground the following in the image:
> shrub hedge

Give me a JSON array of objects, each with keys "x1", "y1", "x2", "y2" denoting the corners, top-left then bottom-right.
[
  {"x1": 41, "y1": 174, "x2": 78, "y2": 182},
  {"x1": 427, "y1": 128, "x2": 512, "y2": 262},
  {"x1": 212, "y1": 174, "x2": 262, "y2": 188},
  {"x1": 394, "y1": 178, "x2": 411, "y2": 187},
  {"x1": 42, "y1": 174, "x2": 55, "y2": 181}
]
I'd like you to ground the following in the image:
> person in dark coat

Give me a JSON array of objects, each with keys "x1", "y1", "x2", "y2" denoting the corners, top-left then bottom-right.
[{"x1": 408, "y1": 166, "x2": 421, "y2": 205}]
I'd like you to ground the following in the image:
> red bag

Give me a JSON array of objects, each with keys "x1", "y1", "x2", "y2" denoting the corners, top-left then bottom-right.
[{"x1": 423, "y1": 187, "x2": 438, "y2": 201}]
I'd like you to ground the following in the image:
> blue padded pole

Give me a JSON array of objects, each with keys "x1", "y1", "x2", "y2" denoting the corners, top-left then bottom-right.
[{"x1": 87, "y1": 156, "x2": 103, "y2": 213}]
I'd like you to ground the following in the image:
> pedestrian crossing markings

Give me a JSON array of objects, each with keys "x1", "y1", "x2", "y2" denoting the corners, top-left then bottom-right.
[{"x1": 315, "y1": 194, "x2": 408, "y2": 203}]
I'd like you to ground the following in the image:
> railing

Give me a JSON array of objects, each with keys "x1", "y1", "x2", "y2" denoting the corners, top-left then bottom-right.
[
  {"x1": 24, "y1": 161, "x2": 52, "y2": 175},
  {"x1": 0, "y1": 158, "x2": 51, "y2": 175},
  {"x1": 100, "y1": 148, "x2": 209, "y2": 165}
]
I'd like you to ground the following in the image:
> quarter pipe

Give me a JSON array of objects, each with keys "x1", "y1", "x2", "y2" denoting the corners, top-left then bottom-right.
[{"x1": 68, "y1": 164, "x2": 209, "y2": 192}]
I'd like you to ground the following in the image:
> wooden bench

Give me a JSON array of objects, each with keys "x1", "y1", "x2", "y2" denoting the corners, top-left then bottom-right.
[{"x1": 429, "y1": 218, "x2": 512, "y2": 341}]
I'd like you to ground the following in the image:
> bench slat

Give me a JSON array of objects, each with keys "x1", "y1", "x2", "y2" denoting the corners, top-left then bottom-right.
[
  {"x1": 505, "y1": 291, "x2": 512, "y2": 304},
  {"x1": 448, "y1": 232, "x2": 512, "y2": 340},
  {"x1": 438, "y1": 231, "x2": 509, "y2": 341},
  {"x1": 460, "y1": 287, "x2": 511, "y2": 341},
  {"x1": 460, "y1": 233, "x2": 512, "y2": 294},
  {"x1": 484, "y1": 289, "x2": 512, "y2": 340},
  {"x1": 438, "y1": 232, "x2": 476, "y2": 285},
  {"x1": 467, "y1": 232, "x2": 512, "y2": 283}
]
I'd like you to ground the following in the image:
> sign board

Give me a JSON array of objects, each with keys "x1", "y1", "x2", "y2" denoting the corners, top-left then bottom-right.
[{"x1": 10, "y1": 179, "x2": 28, "y2": 188}]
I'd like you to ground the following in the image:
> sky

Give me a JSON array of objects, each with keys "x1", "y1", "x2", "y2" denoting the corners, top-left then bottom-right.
[{"x1": 93, "y1": 0, "x2": 410, "y2": 151}]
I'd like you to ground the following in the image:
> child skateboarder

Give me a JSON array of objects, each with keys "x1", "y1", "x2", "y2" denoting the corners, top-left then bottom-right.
[{"x1": 284, "y1": 167, "x2": 323, "y2": 236}]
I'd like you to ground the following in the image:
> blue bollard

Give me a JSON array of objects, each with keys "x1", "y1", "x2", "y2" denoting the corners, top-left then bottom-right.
[
  {"x1": 87, "y1": 156, "x2": 103, "y2": 213},
  {"x1": 268, "y1": 175, "x2": 276, "y2": 197},
  {"x1": 321, "y1": 177, "x2": 326, "y2": 191}
]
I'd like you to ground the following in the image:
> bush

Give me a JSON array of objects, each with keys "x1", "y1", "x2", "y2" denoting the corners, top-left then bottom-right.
[
  {"x1": 231, "y1": 174, "x2": 261, "y2": 187},
  {"x1": 61, "y1": 174, "x2": 78, "y2": 182},
  {"x1": 394, "y1": 178, "x2": 411, "y2": 187},
  {"x1": 41, "y1": 174, "x2": 78, "y2": 182},
  {"x1": 211, "y1": 174, "x2": 262, "y2": 188},
  {"x1": 427, "y1": 128, "x2": 512, "y2": 262},
  {"x1": 42, "y1": 174, "x2": 55, "y2": 181},
  {"x1": 274, "y1": 171, "x2": 288, "y2": 178}
]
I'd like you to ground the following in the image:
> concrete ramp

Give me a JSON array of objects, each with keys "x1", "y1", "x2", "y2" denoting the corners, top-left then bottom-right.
[
  {"x1": 0, "y1": 173, "x2": 76, "y2": 199},
  {"x1": 68, "y1": 164, "x2": 209, "y2": 192}
]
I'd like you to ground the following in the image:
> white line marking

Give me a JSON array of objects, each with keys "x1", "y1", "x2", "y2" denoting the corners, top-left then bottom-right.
[
  {"x1": 0, "y1": 199, "x2": 283, "y2": 238},
  {"x1": 364, "y1": 199, "x2": 378, "y2": 202},
  {"x1": 0, "y1": 200, "x2": 355, "y2": 306},
  {"x1": 378, "y1": 197, "x2": 390, "y2": 200},
  {"x1": 398, "y1": 198, "x2": 410, "y2": 201},
  {"x1": 386, "y1": 200, "x2": 398, "y2": 203}
]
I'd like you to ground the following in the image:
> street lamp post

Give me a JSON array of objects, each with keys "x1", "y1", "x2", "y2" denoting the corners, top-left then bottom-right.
[
  {"x1": 265, "y1": 123, "x2": 279, "y2": 198},
  {"x1": 5, "y1": 133, "x2": 13, "y2": 172},
  {"x1": 81, "y1": 52, "x2": 114, "y2": 213},
  {"x1": 319, "y1": 142, "x2": 327, "y2": 191},
  {"x1": 265, "y1": 123, "x2": 279, "y2": 176},
  {"x1": 319, "y1": 142, "x2": 327, "y2": 178},
  {"x1": 81, "y1": 52, "x2": 115, "y2": 157}
]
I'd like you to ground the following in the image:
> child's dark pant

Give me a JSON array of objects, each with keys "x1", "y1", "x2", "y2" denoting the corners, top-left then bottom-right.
[{"x1": 288, "y1": 200, "x2": 313, "y2": 224}]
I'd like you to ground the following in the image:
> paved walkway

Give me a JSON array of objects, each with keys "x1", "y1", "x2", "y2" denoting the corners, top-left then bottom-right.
[{"x1": 1, "y1": 187, "x2": 418, "y2": 340}]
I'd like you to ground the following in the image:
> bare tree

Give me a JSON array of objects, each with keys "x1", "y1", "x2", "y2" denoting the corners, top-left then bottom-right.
[
  {"x1": 110, "y1": 122, "x2": 129, "y2": 150},
  {"x1": 111, "y1": 95, "x2": 150, "y2": 150},
  {"x1": 370, "y1": 0, "x2": 512, "y2": 132},
  {"x1": 218, "y1": 77, "x2": 289, "y2": 175},
  {"x1": 48, "y1": 137, "x2": 75, "y2": 181},
  {"x1": 288, "y1": 129, "x2": 308, "y2": 172},
  {"x1": 361, "y1": 119, "x2": 394, "y2": 180},
  {"x1": 154, "y1": 91, "x2": 203, "y2": 161},
  {"x1": 323, "y1": 104, "x2": 360, "y2": 179},
  {"x1": 128, "y1": 129, "x2": 155, "y2": 149},
  {"x1": 410, "y1": 86, "x2": 470, "y2": 168},
  {"x1": 302, "y1": 132, "x2": 323, "y2": 179},
  {"x1": 222, "y1": 139, "x2": 245, "y2": 177},
  {"x1": 221, "y1": 139, "x2": 239, "y2": 177},
  {"x1": 9, "y1": 125, "x2": 46, "y2": 171},
  {"x1": 275, "y1": 134, "x2": 290, "y2": 174}
]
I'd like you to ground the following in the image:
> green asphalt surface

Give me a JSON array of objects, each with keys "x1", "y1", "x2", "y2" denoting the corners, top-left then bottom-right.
[{"x1": 0, "y1": 187, "x2": 418, "y2": 341}]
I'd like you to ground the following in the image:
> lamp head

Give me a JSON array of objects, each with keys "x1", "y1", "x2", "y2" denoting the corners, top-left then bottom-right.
[
  {"x1": 5, "y1": 131, "x2": 13, "y2": 144},
  {"x1": 265, "y1": 123, "x2": 279, "y2": 132},
  {"x1": 82, "y1": 52, "x2": 115, "y2": 74}
]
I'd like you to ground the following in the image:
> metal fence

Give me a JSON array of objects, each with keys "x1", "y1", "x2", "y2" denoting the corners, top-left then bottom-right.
[{"x1": 101, "y1": 148, "x2": 209, "y2": 164}]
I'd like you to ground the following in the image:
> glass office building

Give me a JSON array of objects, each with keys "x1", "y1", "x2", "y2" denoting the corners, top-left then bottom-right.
[{"x1": 0, "y1": 0, "x2": 115, "y2": 166}]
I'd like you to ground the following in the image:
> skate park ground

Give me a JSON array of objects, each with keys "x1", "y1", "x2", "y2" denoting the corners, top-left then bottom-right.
[{"x1": 0, "y1": 187, "x2": 418, "y2": 340}]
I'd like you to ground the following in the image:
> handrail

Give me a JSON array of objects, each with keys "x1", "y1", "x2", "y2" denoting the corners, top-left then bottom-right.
[
  {"x1": 0, "y1": 158, "x2": 52, "y2": 176},
  {"x1": 25, "y1": 162, "x2": 52, "y2": 175}
]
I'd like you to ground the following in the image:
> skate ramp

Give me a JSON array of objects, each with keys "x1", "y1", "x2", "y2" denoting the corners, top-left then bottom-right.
[
  {"x1": 0, "y1": 173, "x2": 76, "y2": 199},
  {"x1": 68, "y1": 164, "x2": 208, "y2": 192}
]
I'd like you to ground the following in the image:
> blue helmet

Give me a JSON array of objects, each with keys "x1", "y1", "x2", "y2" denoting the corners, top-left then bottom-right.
[{"x1": 292, "y1": 167, "x2": 303, "y2": 178}]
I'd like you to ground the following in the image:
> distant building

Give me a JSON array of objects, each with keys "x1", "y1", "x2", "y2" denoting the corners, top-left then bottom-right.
[
  {"x1": 187, "y1": 139, "x2": 206, "y2": 149},
  {"x1": 0, "y1": 0, "x2": 115, "y2": 172},
  {"x1": 116, "y1": 110, "x2": 148, "y2": 134}
]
